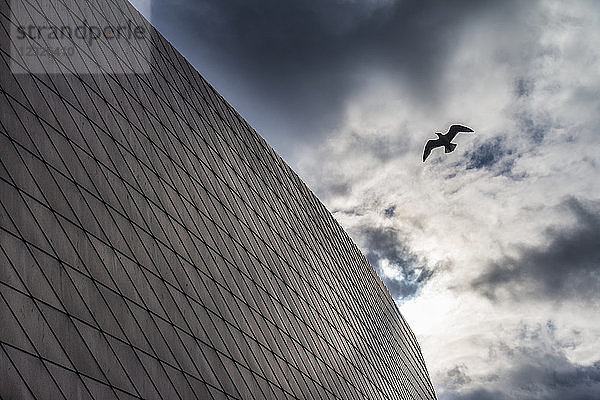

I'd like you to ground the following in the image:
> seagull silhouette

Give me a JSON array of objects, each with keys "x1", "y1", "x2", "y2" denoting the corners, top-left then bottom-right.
[{"x1": 423, "y1": 124, "x2": 474, "y2": 162}]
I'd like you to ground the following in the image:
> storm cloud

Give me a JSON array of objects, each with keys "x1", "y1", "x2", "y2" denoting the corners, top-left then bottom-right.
[
  {"x1": 472, "y1": 198, "x2": 600, "y2": 301},
  {"x1": 441, "y1": 322, "x2": 600, "y2": 400},
  {"x1": 443, "y1": 360, "x2": 600, "y2": 400},
  {"x1": 148, "y1": 0, "x2": 530, "y2": 155}
]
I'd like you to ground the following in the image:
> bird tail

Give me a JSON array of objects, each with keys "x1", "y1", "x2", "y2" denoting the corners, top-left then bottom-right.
[{"x1": 445, "y1": 143, "x2": 457, "y2": 153}]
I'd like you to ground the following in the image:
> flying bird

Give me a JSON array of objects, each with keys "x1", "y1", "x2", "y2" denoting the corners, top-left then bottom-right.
[{"x1": 423, "y1": 124, "x2": 474, "y2": 162}]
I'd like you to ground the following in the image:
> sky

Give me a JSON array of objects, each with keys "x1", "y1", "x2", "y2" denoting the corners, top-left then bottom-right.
[{"x1": 131, "y1": 1, "x2": 600, "y2": 398}]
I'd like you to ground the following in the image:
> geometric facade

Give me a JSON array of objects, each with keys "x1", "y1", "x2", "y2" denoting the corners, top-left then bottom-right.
[{"x1": 0, "y1": 0, "x2": 436, "y2": 398}]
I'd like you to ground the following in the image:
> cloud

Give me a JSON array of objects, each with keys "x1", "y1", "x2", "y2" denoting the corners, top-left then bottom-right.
[
  {"x1": 515, "y1": 109, "x2": 554, "y2": 145},
  {"x1": 438, "y1": 321, "x2": 600, "y2": 400},
  {"x1": 148, "y1": 0, "x2": 531, "y2": 155},
  {"x1": 442, "y1": 388, "x2": 509, "y2": 400},
  {"x1": 515, "y1": 78, "x2": 535, "y2": 98},
  {"x1": 465, "y1": 135, "x2": 517, "y2": 176},
  {"x1": 472, "y1": 198, "x2": 600, "y2": 301},
  {"x1": 498, "y1": 357, "x2": 600, "y2": 400},
  {"x1": 442, "y1": 360, "x2": 600, "y2": 400},
  {"x1": 443, "y1": 364, "x2": 472, "y2": 390},
  {"x1": 384, "y1": 204, "x2": 396, "y2": 218},
  {"x1": 357, "y1": 226, "x2": 434, "y2": 300}
]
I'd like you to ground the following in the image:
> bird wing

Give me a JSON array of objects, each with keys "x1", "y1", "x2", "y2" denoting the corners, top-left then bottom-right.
[
  {"x1": 446, "y1": 124, "x2": 474, "y2": 142},
  {"x1": 423, "y1": 138, "x2": 443, "y2": 162}
]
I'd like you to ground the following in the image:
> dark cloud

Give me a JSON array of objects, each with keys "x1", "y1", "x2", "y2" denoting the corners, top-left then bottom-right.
[
  {"x1": 515, "y1": 77, "x2": 534, "y2": 97},
  {"x1": 347, "y1": 132, "x2": 412, "y2": 163},
  {"x1": 357, "y1": 226, "x2": 433, "y2": 300},
  {"x1": 444, "y1": 364, "x2": 473, "y2": 389},
  {"x1": 149, "y1": 0, "x2": 529, "y2": 154},
  {"x1": 539, "y1": 362, "x2": 600, "y2": 399},
  {"x1": 497, "y1": 351, "x2": 600, "y2": 400},
  {"x1": 442, "y1": 388, "x2": 509, "y2": 400},
  {"x1": 384, "y1": 204, "x2": 396, "y2": 217},
  {"x1": 516, "y1": 109, "x2": 552, "y2": 144},
  {"x1": 441, "y1": 323, "x2": 600, "y2": 400},
  {"x1": 319, "y1": 180, "x2": 351, "y2": 198},
  {"x1": 443, "y1": 360, "x2": 600, "y2": 400},
  {"x1": 472, "y1": 198, "x2": 600, "y2": 301},
  {"x1": 465, "y1": 136, "x2": 516, "y2": 175}
]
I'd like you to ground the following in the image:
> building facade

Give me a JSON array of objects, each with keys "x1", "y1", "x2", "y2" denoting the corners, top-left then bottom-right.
[{"x1": 0, "y1": 0, "x2": 436, "y2": 398}]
